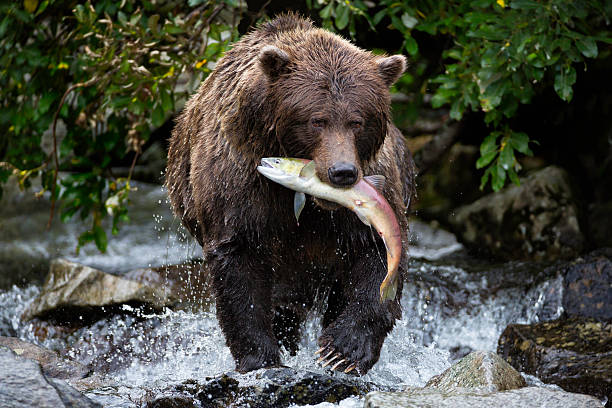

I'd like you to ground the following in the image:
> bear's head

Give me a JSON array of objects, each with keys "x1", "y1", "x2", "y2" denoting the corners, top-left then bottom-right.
[{"x1": 258, "y1": 34, "x2": 406, "y2": 193}]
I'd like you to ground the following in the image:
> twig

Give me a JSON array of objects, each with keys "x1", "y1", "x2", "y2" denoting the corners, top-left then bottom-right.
[
  {"x1": 126, "y1": 150, "x2": 140, "y2": 185},
  {"x1": 46, "y1": 76, "x2": 100, "y2": 229},
  {"x1": 187, "y1": 3, "x2": 225, "y2": 47}
]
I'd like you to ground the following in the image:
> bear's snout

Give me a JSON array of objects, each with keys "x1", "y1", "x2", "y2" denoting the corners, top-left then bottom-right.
[{"x1": 328, "y1": 162, "x2": 358, "y2": 186}]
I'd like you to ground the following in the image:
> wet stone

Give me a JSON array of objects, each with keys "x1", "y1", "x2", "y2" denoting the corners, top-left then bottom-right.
[
  {"x1": 0, "y1": 336, "x2": 90, "y2": 380},
  {"x1": 365, "y1": 387, "x2": 603, "y2": 408},
  {"x1": 0, "y1": 345, "x2": 101, "y2": 408},
  {"x1": 560, "y1": 248, "x2": 612, "y2": 320},
  {"x1": 21, "y1": 258, "x2": 178, "y2": 324},
  {"x1": 425, "y1": 351, "x2": 526, "y2": 392},
  {"x1": 497, "y1": 317, "x2": 611, "y2": 404},
  {"x1": 145, "y1": 367, "x2": 372, "y2": 408}
]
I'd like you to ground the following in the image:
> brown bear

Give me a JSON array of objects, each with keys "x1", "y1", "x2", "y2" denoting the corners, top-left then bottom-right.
[{"x1": 165, "y1": 13, "x2": 415, "y2": 375}]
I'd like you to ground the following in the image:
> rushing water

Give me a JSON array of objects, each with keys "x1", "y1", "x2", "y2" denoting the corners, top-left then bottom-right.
[{"x1": 0, "y1": 181, "x2": 565, "y2": 407}]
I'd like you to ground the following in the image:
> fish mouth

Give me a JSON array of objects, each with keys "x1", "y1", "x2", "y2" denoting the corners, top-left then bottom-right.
[{"x1": 259, "y1": 158, "x2": 277, "y2": 168}]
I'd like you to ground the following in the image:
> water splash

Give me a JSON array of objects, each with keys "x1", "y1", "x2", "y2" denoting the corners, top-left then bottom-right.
[{"x1": 0, "y1": 183, "x2": 566, "y2": 406}]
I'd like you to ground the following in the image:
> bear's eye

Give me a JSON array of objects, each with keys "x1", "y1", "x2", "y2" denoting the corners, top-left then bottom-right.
[
  {"x1": 310, "y1": 118, "x2": 326, "y2": 129},
  {"x1": 349, "y1": 120, "x2": 363, "y2": 131}
]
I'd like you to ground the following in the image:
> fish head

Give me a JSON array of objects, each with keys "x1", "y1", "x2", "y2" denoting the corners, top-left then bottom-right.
[
  {"x1": 257, "y1": 157, "x2": 311, "y2": 192},
  {"x1": 259, "y1": 157, "x2": 308, "y2": 176}
]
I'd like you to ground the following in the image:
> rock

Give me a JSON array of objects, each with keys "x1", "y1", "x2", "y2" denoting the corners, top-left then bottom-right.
[
  {"x1": 425, "y1": 351, "x2": 526, "y2": 392},
  {"x1": 0, "y1": 336, "x2": 89, "y2": 380},
  {"x1": 145, "y1": 367, "x2": 371, "y2": 407},
  {"x1": 497, "y1": 317, "x2": 611, "y2": 404},
  {"x1": 124, "y1": 259, "x2": 213, "y2": 309},
  {"x1": 22, "y1": 258, "x2": 178, "y2": 323},
  {"x1": 365, "y1": 387, "x2": 603, "y2": 408},
  {"x1": 0, "y1": 345, "x2": 101, "y2": 408},
  {"x1": 560, "y1": 249, "x2": 612, "y2": 320},
  {"x1": 448, "y1": 166, "x2": 583, "y2": 261}
]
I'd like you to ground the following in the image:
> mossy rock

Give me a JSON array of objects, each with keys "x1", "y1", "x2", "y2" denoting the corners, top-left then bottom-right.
[{"x1": 498, "y1": 317, "x2": 611, "y2": 404}]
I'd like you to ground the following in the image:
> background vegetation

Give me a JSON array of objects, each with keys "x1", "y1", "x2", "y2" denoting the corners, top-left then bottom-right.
[{"x1": 1, "y1": 0, "x2": 610, "y2": 251}]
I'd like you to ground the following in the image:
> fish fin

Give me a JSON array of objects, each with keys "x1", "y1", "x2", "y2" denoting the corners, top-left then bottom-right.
[
  {"x1": 381, "y1": 236, "x2": 391, "y2": 256},
  {"x1": 379, "y1": 277, "x2": 398, "y2": 303},
  {"x1": 364, "y1": 175, "x2": 386, "y2": 192},
  {"x1": 294, "y1": 192, "x2": 306, "y2": 224},
  {"x1": 299, "y1": 160, "x2": 316, "y2": 179},
  {"x1": 354, "y1": 208, "x2": 371, "y2": 227}
]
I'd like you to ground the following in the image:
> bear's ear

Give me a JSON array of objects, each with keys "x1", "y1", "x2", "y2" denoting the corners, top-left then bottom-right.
[
  {"x1": 259, "y1": 45, "x2": 290, "y2": 80},
  {"x1": 377, "y1": 55, "x2": 407, "y2": 87}
]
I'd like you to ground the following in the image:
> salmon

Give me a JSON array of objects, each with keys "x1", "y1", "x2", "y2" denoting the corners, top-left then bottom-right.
[{"x1": 257, "y1": 157, "x2": 402, "y2": 302}]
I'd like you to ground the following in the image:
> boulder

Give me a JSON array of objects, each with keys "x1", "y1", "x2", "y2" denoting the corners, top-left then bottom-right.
[
  {"x1": 425, "y1": 351, "x2": 526, "y2": 392},
  {"x1": 448, "y1": 166, "x2": 583, "y2": 261},
  {"x1": 497, "y1": 317, "x2": 611, "y2": 404},
  {"x1": 0, "y1": 345, "x2": 100, "y2": 408},
  {"x1": 145, "y1": 367, "x2": 371, "y2": 407},
  {"x1": 0, "y1": 336, "x2": 89, "y2": 380},
  {"x1": 364, "y1": 387, "x2": 603, "y2": 408},
  {"x1": 22, "y1": 258, "x2": 178, "y2": 324},
  {"x1": 560, "y1": 249, "x2": 612, "y2": 320}
]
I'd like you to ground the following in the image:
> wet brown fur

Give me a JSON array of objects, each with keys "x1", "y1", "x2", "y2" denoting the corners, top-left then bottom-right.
[{"x1": 166, "y1": 14, "x2": 415, "y2": 374}]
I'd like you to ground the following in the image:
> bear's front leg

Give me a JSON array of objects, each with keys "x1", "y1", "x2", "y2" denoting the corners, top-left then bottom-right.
[
  {"x1": 209, "y1": 248, "x2": 280, "y2": 372},
  {"x1": 317, "y1": 247, "x2": 404, "y2": 375}
]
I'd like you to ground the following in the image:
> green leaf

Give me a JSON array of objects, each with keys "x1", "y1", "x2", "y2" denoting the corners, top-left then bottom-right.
[
  {"x1": 152, "y1": 104, "x2": 165, "y2": 127},
  {"x1": 491, "y1": 162, "x2": 507, "y2": 191},
  {"x1": 405, "y1": 36, "x2": 418, "y2": 56},
  {"x1": 431, "y1": 92, "x2": 449, "y2": 108},
  {"x1": 480, "y1": 132, "x2": 499, "y2": 156},
  {"x1": 161, "y1": 88, "x2": 173, "y2": 112},
  {"x1": 38, "y1": 93, "x2": 56, "y2": 114},
  {"x1": 77, "y1": 231, "x2": 95, "y2": 254},
  {"x1": 480, "y1": 166, "x2": 493, "y2": 190},
  {"x1": 554, "y1": 66, "x2": 576, "y2": 102},
  {"x1": 499, "y1": 142, "x2": 514, "y2": 170},
  {"x1": 401, "y1": 13, "x2": 418, "y2": 29},
  {"x1": 148, "y1": 14, "x2": 160, "y2": 34},
  {"x1": 476, "y1": 151, "x2": 497, "y2": 169},
  {"x1": 508, "y1": 167, "x2": 520, "y2": 186},
  {"x1": 509, "y1": 131, "x2": 532, "y2": 155},
  {"x1": 372, "y1": 9, "x2": 387, "y2": 26},
  {"x1": 319, "y1": 2, "x2": 334, "y2": 19},
  {"x1": 449, "y1": 98, "x2": 464, "y2": 120},
  {"x1": 575, "y1": 38, "x2": 598, "y2": 58},
  {"x1": 93, "y1": 225, "x2": 107, "y2": 253},
  {"x1": 335, "y1": 3, "x2": 350, "y2": 30}
]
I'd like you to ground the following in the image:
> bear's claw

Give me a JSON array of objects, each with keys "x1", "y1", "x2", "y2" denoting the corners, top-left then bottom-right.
[
  {"x1": 315, "y1": 345, "x2": 327, "y2": 355},
  {"x1": 344, "y1": 362, "x2": 358, "y2": 374},
  {"x1": 317, "y1": 348, "x2": 335, "y2": 363},
  {"x1": 316, "y1": 347, "x2": 358, "y2": 374}
]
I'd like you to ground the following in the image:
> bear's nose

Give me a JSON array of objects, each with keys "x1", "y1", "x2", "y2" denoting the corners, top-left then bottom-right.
[{"x1": 328, "y1": 162, "x2": 358, "y2": 186}]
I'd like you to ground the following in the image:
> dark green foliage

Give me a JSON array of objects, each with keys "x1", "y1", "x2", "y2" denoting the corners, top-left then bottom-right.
[
  {"x1": 309, "y1": 0, "x2": 611, "y2": 191},
  {"x1": 0, "y1": 0, "x2": 239, "y2": 252}
]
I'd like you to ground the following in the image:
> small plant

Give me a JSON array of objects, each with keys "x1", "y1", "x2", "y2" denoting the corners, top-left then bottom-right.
[{"x1": 0, "y1": 0, "x2": 240, "y2": 251}]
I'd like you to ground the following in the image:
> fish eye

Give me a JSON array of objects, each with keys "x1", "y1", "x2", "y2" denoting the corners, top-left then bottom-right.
[{"x1": 274, "y1": 159, "x2": 280, "y2": 164}]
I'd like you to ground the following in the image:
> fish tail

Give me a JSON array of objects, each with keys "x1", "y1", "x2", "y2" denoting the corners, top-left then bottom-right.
[{"x1": 379, "y1": 277, "x2": 398, "y2": 303}]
